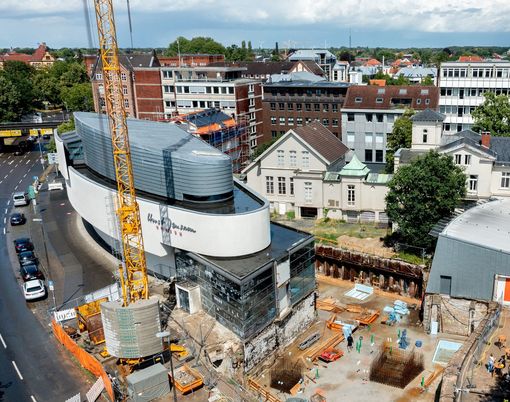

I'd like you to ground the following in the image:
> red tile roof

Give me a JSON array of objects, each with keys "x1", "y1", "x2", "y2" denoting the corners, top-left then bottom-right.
[
  {"x1": 0, "y1": 43, "x2": 50, "y2": 64},
  {"x1": 364, "y1": 58, "x2": 382, "y2": 66},
  {"x1": 292, "y1": 122, "x2": 349, "y2": 164},
  {"x1": 458, "y1": 55, "x2": 483, "y2": 62},
  {"x1": 343, "y1": 85, "x2": 439, "y2": 110},
  {"x1": 369, "y1": 79, "x2": 386, "y2": 86}
]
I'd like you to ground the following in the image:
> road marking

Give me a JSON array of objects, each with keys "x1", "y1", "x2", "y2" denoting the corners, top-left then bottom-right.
[
  {"x1": 4, "y1": 208, "x2": 7, "y2": 214},
  {"x1": 0, "y1": 333, "x2": 6, "y2": 348},
  {"x1": 23, "y1": 173, "x2": 27, "y2": 178},
  {"x1": 14, "y1": 185, "x2": 18, "y2": 190},
  {"x1": 15, "y1": 164, "x2": 19, "y2": 168},
  {"x1": 31, "y1": 396, "x2": 37, "y2": 402},
  {"x1": 2, "y1": 228, "x2": 5, "y2": 235},
  {"x1": 18, "y1": 179, "x2": 22, "y2": 184},
  {"x1": 0, "y1": 181, "x2": 2, "y2": 184},
  {"x1": 25, "y1": 160, "x2": 29, "y2": 165},
  {"x1": 3, "y1": 218, "x2": 6, "y2": 224},
  {"x1": 7, "y1": 200, "x2": 10, "y2": 206},
  {"x1": 12, "y1": 361, "x2": 23, "y2": 380},
  {"x1": 8, "y1": 160, "x2": 13, "y2": 165},
  {"x1": 3, "y1": 175, "x2": 7, "y2": 179}
]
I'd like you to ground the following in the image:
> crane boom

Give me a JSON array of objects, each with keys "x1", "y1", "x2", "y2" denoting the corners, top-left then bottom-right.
[{"x1": 93, "y1": 0, "x2": 148, "y2": 305}]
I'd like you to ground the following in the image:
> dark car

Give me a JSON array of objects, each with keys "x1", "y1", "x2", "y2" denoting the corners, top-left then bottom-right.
[
  {"x1": 19, "y1": 264, "x2": 44, "y2": 282},
  {"x1": 18, "y1": 251, "x2": 38, "y2": 266},
  {"x1": 42, "y1": 134, "x2": 51, "y2": 140},
  {"x1": 10, "y1": 213, "x2": 26, "y2": 226},
  {"x1": 13, "y1": 238, "x2": 34, "y2": 253}
]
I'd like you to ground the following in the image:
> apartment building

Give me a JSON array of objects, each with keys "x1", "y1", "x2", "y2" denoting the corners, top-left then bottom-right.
[
  {"x1": 158, "y1": 53, "x2": 224, "y2": 67},
  {"x1": 439, "y1": 60, "x2": 510, "y2": 134},
  {"x1": 85, "y1": 52, "x2": 162, "y2": 120},
  {"x1": 341, "y1": 85, "x2": 439, "y2": 164},
  {"x1": 160, "y1": 65, "x2": 263, "y2": 149},
  {"x1": 261, "y1": 73, "x2": 350, "y2": 144}
]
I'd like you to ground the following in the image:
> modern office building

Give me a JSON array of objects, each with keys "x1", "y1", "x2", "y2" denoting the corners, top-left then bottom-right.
[
  {"x1": 261, "y1": 73, "x2": 350, "y2": 143},
  {"x1": 56, "y1": 112, "x2": 316, "y2": 370},
  {"x1": 341, "y1": 85, "x2": 439, "y2": 164},
  {"x1": 439, "y1": 60, "x2": 510, "y2": 134}
]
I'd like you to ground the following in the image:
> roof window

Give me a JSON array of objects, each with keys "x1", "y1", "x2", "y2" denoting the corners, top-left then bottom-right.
[
  {"x1": 398, "y1": 89, "x2": 407, "y2": 95},
  {"x1": 377, "y1": 88, "x2": 385, "y2": 94},
  {"x1": 376, "y1": 98, "x2": 383, "y2": 103},
  {"x1": 421, "y1": 89, "x2": 429, "y2": 95},
  {"x1": 355, "y1": 97, "x2": 363, "y2": 103}
]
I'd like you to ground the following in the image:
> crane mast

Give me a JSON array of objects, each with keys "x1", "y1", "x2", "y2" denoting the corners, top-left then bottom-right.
[{"x1": 93, "y1": 0, "x2": 148, "y2": 305}]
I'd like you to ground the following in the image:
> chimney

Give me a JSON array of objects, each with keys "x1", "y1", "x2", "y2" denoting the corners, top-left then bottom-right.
[{"x1": 481, "y1": 131, "x2": 491, "y2": 148}]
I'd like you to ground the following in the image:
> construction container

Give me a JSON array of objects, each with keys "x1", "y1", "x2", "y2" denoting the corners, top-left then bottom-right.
[
  {"x1": 126, "y1": 363, "x2": 170, "y2": 402},
  {"x1": 170, "y1": 364, "x2": 203, "y2": 394}
]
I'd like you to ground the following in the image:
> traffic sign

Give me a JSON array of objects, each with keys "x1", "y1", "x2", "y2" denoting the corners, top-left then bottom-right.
[
  {"x1": 48, "y1": 280, "x2": 54, "y2": 291},
  {"x1": 47, "y1": 153, "x2": 58, "y2": 165}
]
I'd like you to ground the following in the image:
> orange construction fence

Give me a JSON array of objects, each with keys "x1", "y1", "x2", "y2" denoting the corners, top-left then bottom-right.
[{"x1": 51, "y1": 319, "x2": 114, "y2": 401}]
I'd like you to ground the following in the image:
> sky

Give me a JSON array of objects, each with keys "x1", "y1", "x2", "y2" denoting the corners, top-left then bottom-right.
[{"x1": 1, "y1": 0, "x2": 509, "y2": 50}]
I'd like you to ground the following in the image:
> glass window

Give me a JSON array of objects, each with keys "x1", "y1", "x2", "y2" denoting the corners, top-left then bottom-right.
[
  {"x1": 375, "y1": 133, "x2": 383, "y2": 144},
  {"x1": 305, "y1": 104, "x2": 311, "y2": 111},
  {"x1": 288, "y1": 103, "x2": 294, "y2": 110},
  {"x1": 271, "y1": 117, "x2": 276, "y2": 125},
  {"x1": 266, "y1": 176, "x2": 274, "y2": 194},
  {"x1": 122, "y1": 85, "x2": 128, "y2": 95},
  {"x1": 355, "y1": 97, "x2": 362, "y2": 103},
  {"x1": 366, "y1": 113, "x2": 373, "y2": 122},
  {"x1": 314, "y1": 104, "x2": 320, "y2": 111},
  {"x1": 279, "y1": 103, "x2": 285, "y2": 110},
  {"x1": 121, "y1": 72, "x2": 127, "y2": 81},
  {"x1": 290, "y1": 178, "x2": 294, "y2": 195},
  {"x1": 322, "y1": 119, "x2": 329, "y2": 126},
  {"x1": 296, "y1": 103, "x2": 302, "y2": 111},
  {"x1": 323, "y1": 104, "x2": 329, "y2": 112},
  {"x1": 468, "y1": 175, "x2": 478, "y2": 191},
  {"x1": 332, "y1": 104, "x2": 338, "y2": 112},
  {"x1": 288, "y1": 117, "x2": 294, "y2": 125},
  {"x1": 296, "y1": 117, "x2": 303, "y2": 126},
  {"x1": 347, "y1": 185, "x2": 355, "y2": 206},
  {"x1": 422, "y1": 133, "x2": 428, "y2": 143},
  {"x1": 271, "y1": 130, "x2": 278, "y2": 139},
  {"x1": 346, "y1": 132, "x2": 355, "y2": 145},
  {"x1": 277, "y1": 150, "x2": 284, "y2": 167},
  {"x1": 376, "y1": 97, "x2": 383, "y2": 103},
  {"x1": 365, "y1": 133, "x2": 373, "y2": 145},
  {"x1": 304, "y1": 182, "x2": 312, "y2": 203},
  {"x1": 278, "y1": 177, "x2": 286, "y2": 194},
  {"x1": 455, "y1": 154, "x2": 462, "y2": 164},
  {"x1": 365, "y1": 149, "x2": 373, "y2": 162},
  {"x1": 501, "y1": 172, "x2": 510, "y2": 188},
  {"x1": 332, "y1": 118, "x2": 339, "y2": 127},
  {"x1": 375, "y1": 150, "x2": 383, "y2": 162},
  {"x1": 124, "y1": 98, "x2": 129, "y2": 108},
  {"x1": 290, "y1": 151, "x2": 297, "y2": 167},
  {"x1": 347, "y1": 113, "x2": 355, "y2": 122},
  {"x1": 279, "y1": 117, "x2": 285, "y2": 125},
  {"x1": 302, "y1": 151, "x2": 310, "y2": 169},
  {"x1": 464, "y1": 155, "x2": 471, "y2": 165},
  {"x1": 270, "y1": 102, "x2": 276, "y2": 111}
]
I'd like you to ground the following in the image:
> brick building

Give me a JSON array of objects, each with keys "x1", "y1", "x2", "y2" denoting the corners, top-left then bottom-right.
[
  {"x1": 85, "y1": 52, "x2": 162, "y2": 119},
  {"x1": 0, "y1": 42, "x2": 55, "y2": 69},
  {"x1": 261, "y1": 73, "x2": 351, "y2": 144}
]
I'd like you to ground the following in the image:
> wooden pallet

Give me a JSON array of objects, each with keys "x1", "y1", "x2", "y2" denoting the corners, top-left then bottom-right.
[{"x1": 305, "y1": 333, "x2": 344, "y2": 361}]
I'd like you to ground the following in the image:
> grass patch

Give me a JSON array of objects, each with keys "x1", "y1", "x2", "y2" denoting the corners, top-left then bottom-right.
[
  {"x1": 396, "y1": 251, "x2": 427, "y2": 265},
  {"x1": 286, "y1": 211, "x2": 295, "y2": 220},
  {"x1": 311, "y1": 220, "x2": 387, "y2": 240}
]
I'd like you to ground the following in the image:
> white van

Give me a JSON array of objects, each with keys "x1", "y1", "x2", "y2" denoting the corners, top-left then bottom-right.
[{"x1": 13, "y1": 192, "x2": 29, "y2": 207}]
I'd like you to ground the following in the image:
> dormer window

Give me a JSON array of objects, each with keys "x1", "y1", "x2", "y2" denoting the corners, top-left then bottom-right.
[{"x1": 355, "y1": 97, "x2": 363, "y2": 103}]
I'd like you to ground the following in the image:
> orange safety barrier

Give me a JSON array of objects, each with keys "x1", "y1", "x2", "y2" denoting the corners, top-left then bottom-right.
[{"x1": 52, "y1": 319, "x2": 114, "y2": 401}]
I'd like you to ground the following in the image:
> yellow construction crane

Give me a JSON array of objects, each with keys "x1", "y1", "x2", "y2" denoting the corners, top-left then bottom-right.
[{"x1": 93, "y1": 0, "x2": 148, "y2": 305}]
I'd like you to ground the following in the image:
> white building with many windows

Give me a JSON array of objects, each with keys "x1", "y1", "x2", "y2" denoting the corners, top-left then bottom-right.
[
  {"x1": 439, "y1": 60, "x2": 510, "y2": 134},
  {"x1": 395, "y1": 109, "x2": 510, "y2": 200},
  {"x1": 243, "y1": 122, "x2": 391, "y2": 222}
]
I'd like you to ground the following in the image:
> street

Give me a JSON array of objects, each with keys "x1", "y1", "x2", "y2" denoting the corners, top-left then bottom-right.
[{"x1": 0, "y1": 150, "x2": 90, "y2": 401}]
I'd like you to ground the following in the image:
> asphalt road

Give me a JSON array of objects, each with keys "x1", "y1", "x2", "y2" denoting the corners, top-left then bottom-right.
[{"x1": 0, "y1": 150, "x2": 89, "y2": 401}]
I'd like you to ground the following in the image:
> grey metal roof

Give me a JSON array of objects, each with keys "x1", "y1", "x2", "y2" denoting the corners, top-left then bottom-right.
[
  {"x1": 440, "y1": 198, "x2": 510, "y2": 253},
  {"x1": 366, "y1": 173, "x2": 393, "y2": 184},
  {"x1": 490, "y1": 137, "x2": 510, "y2": 163},
  {"x1": 74, "y1": 112, "x2": 233, "y2": 202},
  {"x1": 288, "y1": 49, "x2": 336, "y2": 62},
  {"x1": 395, "y1": 67, "x2": 437, "y2": 78},
  {"x1": 411, "y1": 109, "x2": 445, "y2": 122},
  {"x1": 269, "y1": 71, "x2": 326, "y2": 83}
]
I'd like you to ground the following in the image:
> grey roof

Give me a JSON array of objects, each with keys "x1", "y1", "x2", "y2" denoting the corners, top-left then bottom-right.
[
  {"x1": 442, "y1": 198, "x2": 510, "y2": 253},
  {"x1": 395, "y1": 148, "x2": 426, "y2": 164},
  {"x1": 366, "y1": 172, "x2": 393, "y2": 184},
  {"x1": 288, "y1": 49, "x2": 336, "y2": 62},
  {"x1": 264, "y1": 79, "x2": 350, "y2": 88},
  {"x1": 440, "y1": 130, "x2": 498, "y2": 158},
  {"x1": 180, "y1": 108, "x2": 232, "y2": 128},
  {"x1": 395, "y1": 67, "x2": 437, "y2": 78},
  {"x1": 411, "y1": 109, "x2": 445, "y2": 122},
  {"x1": 427, "y1": 199, "x2": 510, "y2": 300},
  {"x1": 73, "y1": 112, "x2": 233, "y2": 202},
  {"x1": 490, "y1": 137, "x2": 510, "y2": 163},
  {"x1": 269, "y1": 71, "x2": 326, "y2": 83}
]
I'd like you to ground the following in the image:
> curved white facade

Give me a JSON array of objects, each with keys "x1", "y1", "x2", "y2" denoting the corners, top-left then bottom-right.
[{"x1": 66, "y1": 166, "x2": 271, "y2": 259}]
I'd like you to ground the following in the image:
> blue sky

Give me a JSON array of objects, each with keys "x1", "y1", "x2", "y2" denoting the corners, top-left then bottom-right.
[{"x1": 1, "y1": 0, "x2": 509, "y2": 50}]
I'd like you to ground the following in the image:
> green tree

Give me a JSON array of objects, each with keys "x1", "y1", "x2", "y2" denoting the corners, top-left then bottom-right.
[
  {"x1": 472, "y1": 92, "x2": 510, "y2": 136},
  {"x1": 165, "y1": 36, "x2": 226, "y2": 56},
  {"x1": 421, "y1": 76, "x2": 434, "y2": 86},
  {"x1": 385, "y1": 109, "x2": 415, "y2": 173},
  {"x1": 57, "y1": 117, "x2": 75, "y2": 134},
  {"x1": 1, "y1": 61, "x2": 36, "y2": 115},
  {"x1": 385, "y1": 151, "x2": 466, "y2": 249},
  {"x1": 60, "y1": 83, "x2": 93, "y2": 112},
  {"x1": 0, "y1": 75, "x2": 22, "y2": 122}
]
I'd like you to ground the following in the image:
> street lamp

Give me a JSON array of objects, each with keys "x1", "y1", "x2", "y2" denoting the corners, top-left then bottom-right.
[
  {"x1": 156, "y1": 331, "x2": 177, "y2": 402},
  {"x1": 33, "y1": 218, "x2": 56, "y2": 310}
]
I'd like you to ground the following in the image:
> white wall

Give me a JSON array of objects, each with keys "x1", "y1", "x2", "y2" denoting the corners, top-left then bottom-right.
[{"x1": 66, "y1": 167, "x2": 271, "y2": 258}]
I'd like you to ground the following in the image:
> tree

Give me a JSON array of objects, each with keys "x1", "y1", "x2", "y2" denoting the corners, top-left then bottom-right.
[
  {"x1": 57, "y1": 117, "x2": 75, "y2": 134},
  {"x1": 385, "y1": 151, "x2": 466, "y2": 249},
  {"x1": 472, "y1": 92, "x2": 510, "y2": 136},
  {"x1": 0, "y1": 75, "x2": 22, "y2": 122},
  {"x1": 1, "y1": 61, "x2": 36, "y2": 115},
  {"x1": 165, "y1": 36, "x2": 226, "y2": 56},
  {"x1": 385, "y1": 109, "x2": 415, "y2": 173},
  {"x1": 421, "y1": 75, "x2": 434, "y2": 86},
  {"x1": 60, "y1": 83, "x2": 93, "y2": 112}
]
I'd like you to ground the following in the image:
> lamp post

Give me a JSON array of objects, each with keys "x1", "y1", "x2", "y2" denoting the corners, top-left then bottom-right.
[
  {"x1": 33, "y1": 217, "x2": 56, "y2": 310},
  {"x1": 156, "y1": 331, "x2": 177, "y2": 402}
]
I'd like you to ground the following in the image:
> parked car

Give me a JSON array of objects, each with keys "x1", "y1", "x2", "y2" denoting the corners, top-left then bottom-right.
[
  {"x1": 13, "y1": 238, "x2": 34, "y2": 253},
  {"x1": 18, "y1": 251, "x2": 38, "y2": 266},
  {"x1": 42, "y1": 134, "x2": 51, "y2": 140},
  {"x1": 10, "y1": 213, "x2": 26, "y2": 226},
  {"x1": 23, "y1": 280, "x2": 46, "y2": 301},
  {"x1": 19, "y1": 264, "x2": 44, "y2": 282},
  {"x1": 14, "y1": 149, "x2": 25, "y2": 156},
  {"x1": 12, "y1": 192, "x2": 29, "y2": 207}
]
